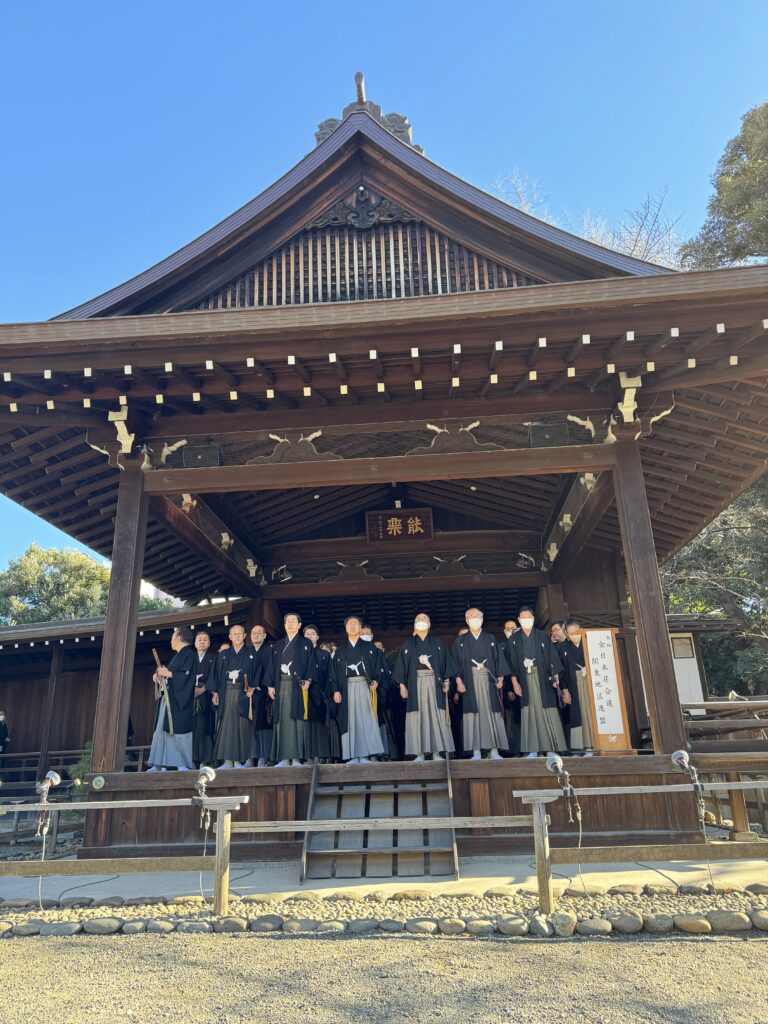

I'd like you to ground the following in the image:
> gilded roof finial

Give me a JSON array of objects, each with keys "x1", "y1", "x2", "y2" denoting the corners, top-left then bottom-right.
[{"x1": 355, "y1": 72, "x2": 366, "y2": 105}]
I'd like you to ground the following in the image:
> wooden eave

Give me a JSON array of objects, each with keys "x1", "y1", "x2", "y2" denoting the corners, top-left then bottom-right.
[
  {"x1": 53, "y1": 112, "x2": 667, "y2": 321},
  {"x1": 0, "y1": 268, "x2": 765, "y2": 604}
]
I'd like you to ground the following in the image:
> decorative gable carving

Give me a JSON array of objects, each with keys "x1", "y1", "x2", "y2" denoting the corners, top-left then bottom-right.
[{"x1": 186, "y1": 190, "x2": 543, "y2": 311}]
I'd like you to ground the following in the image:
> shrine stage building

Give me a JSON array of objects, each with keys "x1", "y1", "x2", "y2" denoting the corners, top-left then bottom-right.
[{"x1": 1, "y1": 78, "x2": 766, "y2": 865}]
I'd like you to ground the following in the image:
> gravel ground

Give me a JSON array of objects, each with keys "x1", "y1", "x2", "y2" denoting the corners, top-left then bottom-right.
[{"x1": 2, "y1": 933, "x2": 767, "y2": 1024}]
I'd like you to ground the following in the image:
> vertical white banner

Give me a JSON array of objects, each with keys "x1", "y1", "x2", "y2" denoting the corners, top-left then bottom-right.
[{"x1": 585, "y1": 629, "x2": 624, "y2": 735}]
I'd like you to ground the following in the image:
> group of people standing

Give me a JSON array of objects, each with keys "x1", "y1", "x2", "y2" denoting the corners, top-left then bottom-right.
[{"x1": 146, "y1": 607, "x2": 594, "y2": 772}]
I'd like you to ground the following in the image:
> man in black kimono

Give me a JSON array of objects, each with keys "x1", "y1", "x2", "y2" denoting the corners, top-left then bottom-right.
[
  {"x1": 243, "y1": 624, "x2": 274, "y2": 767},
  {"x1": 302, "y1": 624, "x2": 333, "y2": 762},
  {"x1": 558, "y1": 619, "x2": 594, "y2": 755},
  {"x1": 505, "y1": 607, "x2": 567, "y2": 757},
  {"x1": 452, "y1": 608, "x2": 510, "y2": 760},
  {"x1": 209, "y1": 624, "x2": 262, "y2": 768},
  {"x1": 147, "y1": 627, "x2": 197, "y2": 772},
  {"x1": 329, "y1": 616, "x2": 387, "y2": 763},
  {"x1": 192, "y1": 630, "x2": 216, "y2": 767},
  {"x1": 500, "y1": 620, "x2": 522, "y2": 756},
  {"x1": 268, "y1": 613, "x2": 317, "y2": 767},
  {"x1": 394, "y1": 613, "x2": 456, "y2": 761},
  {"x1": 0, "y1": 708, "x2": 10, "y2": 771}
]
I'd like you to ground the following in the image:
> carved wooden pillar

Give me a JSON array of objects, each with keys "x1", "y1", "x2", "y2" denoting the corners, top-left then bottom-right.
[
  {"x1": 612, "y1": 439, "x2": 686, "y2": 753},
  {"x1": 90, "y1": 457, "x2": 148, "y2": 774}
]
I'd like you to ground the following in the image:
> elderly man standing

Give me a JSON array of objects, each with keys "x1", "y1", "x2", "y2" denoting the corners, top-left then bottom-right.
[
  {"x1": 210, "y1": 624, "x2": 262, "y2": 768},
  {"x1": 451, "y1": 608, "x2": 510, "y2": 760},
  {"x1": 147, "y1": 627, "x2": 197, "y2": 773},
  {"x1": 394, "y1": 612, "x2": 456, "y2": 762}
]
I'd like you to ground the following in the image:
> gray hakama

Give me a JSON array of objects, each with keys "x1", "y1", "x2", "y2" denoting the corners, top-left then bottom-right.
[
  {"x1": 271, "y1": 672, "x2": 308, "y2": 761},
  {"x1": 569, "y1": 667, "x2": 594, "y2": 750},
  {"x1": 405, "y1": 669, "x2": 455, "y2": 756},
  {"x1": 521, "y1": 666, "x2": 567, "y2": 753},
  {"x1": 306, "y1": 719, "x2": 331, "y2": 760},
  {"x1": 462, "y1": 668, "x2": 508, "y2": 751},
  {"x1": 341, "y1": 676, "x2": 385, "y2": 760},
  {"x1": 148, "y1": 704, "x2": 193, "y2": 769},
  {"x1": 213, "y1": 680, "x2": 257, "y2": 763}
]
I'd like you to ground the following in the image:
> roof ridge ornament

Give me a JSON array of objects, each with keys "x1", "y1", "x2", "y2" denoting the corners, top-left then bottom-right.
[{"x1": 315, "y1": 72, "x2": 423, "y2": 152}]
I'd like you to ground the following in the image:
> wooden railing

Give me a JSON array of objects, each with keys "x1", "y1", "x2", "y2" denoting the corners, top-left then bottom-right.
[
  {"x1": 0, "y1": 746, "x2": 152, "y2": 794},
  {"x1": 0, "y1": 793, "x2": 248, "y2": 915},
  {"x1": 514, "y1": 779, "x2": 768, "y2": 914}
]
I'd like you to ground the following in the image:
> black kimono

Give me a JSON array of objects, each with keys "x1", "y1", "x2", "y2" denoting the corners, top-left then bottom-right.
[
  {"x1": 328, "y1": 639, "x2": 387, "y2": 738},
  {"x1": 192, "y1": 648, "x2": 216, "y2": 765},
  {"x1": 239, "y1": 642, "x2": 275, "y2": 733},
  {"x1": 210, "y1": 644, "x2": 263, "y2": 763},
  {"x1": 504, "y1": 629, "x2": 564, "y2": 711},
  {"x1": 393, "y1": 635, "x2": 456, "y2": 713},
  {"x1": 269, "y1": 635, "x2": 318, "y2": 725},
  {"x1": 558, "y1": 638, "x2": 593, "y2": 750},
  {"x1": 157, "y1": 644, "x2": 197, "y2": 735},
  {"x1": 394, "y1": 634, "x2": 457, "y2": 757},
  {"x1": 505, "y1": 628, "x2": 567, "y2": 754},
  {"x1": 451, "y1": 631, "x2": 510, "y2": 714}
]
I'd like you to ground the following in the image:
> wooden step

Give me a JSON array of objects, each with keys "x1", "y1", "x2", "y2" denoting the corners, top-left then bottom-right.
[
  {"x1": 308, "y1": 845, "x2": 455, "y2": 857},
  {"x1": 314, "y1": 782, "x2": 447, "y2": 798}
]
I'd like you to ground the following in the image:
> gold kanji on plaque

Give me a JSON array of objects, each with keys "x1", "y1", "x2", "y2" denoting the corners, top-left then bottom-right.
[
  {"x1": 386, "y1": 516, "x2": 403, "y2": 536},
  {"x1": 407, "y1": 515, "x2": 424, "y2": 535}
]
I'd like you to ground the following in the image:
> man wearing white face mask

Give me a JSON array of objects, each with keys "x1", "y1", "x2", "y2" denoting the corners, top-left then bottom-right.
[
  {"x1": 504, "y1": 607, "x2": 567, "y2": 757},
  {"x1": 451, "y1": 608, "x2": 510, "y2": 760},
  {"x1": 394, "y1": 613, "x2": 456, "y2": 761}
]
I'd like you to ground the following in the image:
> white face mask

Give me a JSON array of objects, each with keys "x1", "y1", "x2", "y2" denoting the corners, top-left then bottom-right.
[
  {"x1": 415, "y1": 621, "x2": 429, "y2": 632},
  {"x1": 0, "y1": 715, "x2": 5, "y2": 721},
  {"x1": 468, "y1": 617, "x2": 483, "y2": 631},
  {"x1": 520, "y1": 618, "x2": 534, "y2": 630},
  {"x1": 504, "y1": 629, "x2": 513, "y2": 638},
  {"x1": 360, "y1": 633, "x2": 373, "y2": 643}
]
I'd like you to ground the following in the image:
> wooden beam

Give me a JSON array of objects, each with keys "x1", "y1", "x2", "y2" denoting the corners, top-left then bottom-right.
[
  {"x1": 148, "y1": 495, "x2": 262, "y2": 597},
  {"x1": 613, "y1": 439, "x2": 687, "y2": 753},
  {"x1": 144, "y1": 444, "x2": 617, "y2": 495},
  {"x1": 646, "y1": 349, "x2": 768, "y2": 390},
  {"x1": 261, "y1": 570, "x2": 545, "y2": 600},
  {"x1": 263, "y1": 529, "x2": 542, "y2": 565},
  {"x1": 549, "y1": 473, "x2": 616, "y2": 583},
  {"x1": 91, "y1": 458, "x2": 148, "y2": 781}
]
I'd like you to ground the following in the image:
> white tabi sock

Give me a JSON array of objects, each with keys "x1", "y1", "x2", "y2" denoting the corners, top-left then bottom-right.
[
  {"x1": 358, "y1": 757, "x2": 373, "y2": 764},
  {"x1": 413, "y1": 755, "x2": 425, "y2": 763},
  {"x1": 291, "y1": 759, "x2": 303, "y2": 767},
  {"x1": 274, "y1": 760, "x2": 290, "y2": 768},
  {"x1": 488, "y1": 748, "x2": 502, "y2": 760},
  {"x1": 432, "y1": 753, "x2": 445, "y2": 761},
  {"x1": 220, "y1": 760, "x2": 234, "y2": 769},
  {"x1": 471, "y1": 749, "x2": 482, "y2": 760},
  {"x1": 525, "y1": 752, "x2": 538, "y2": 759},
  {"x1": 177, "y1": 766, "x2": 190, "y2": 771},
  {"x1": 257, "y1": 758, "x2": 267, "y2": 768}
]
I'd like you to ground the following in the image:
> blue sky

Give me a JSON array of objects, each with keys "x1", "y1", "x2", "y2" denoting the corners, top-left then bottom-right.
[{"x1": 0, "y1": 0, "x2": 765, "y2": 566}]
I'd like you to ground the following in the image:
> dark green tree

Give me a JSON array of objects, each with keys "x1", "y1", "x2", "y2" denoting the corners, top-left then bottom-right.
[
  {"x1": 0, "y1": 544, "x2": 174, "y2": 625},
  {"x1": 680, "y1": 100, "x2": 768, "y2": 269},
  {"x1": 661, "y1": 476, "x2": 768, "y2": 695}
]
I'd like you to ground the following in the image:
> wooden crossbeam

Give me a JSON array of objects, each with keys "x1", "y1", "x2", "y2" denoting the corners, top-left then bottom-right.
[
  {"x1": 144, "y1": 443, "x2": 617, "y2": 495},
  {"x1": 231, "y1": 815, "x2": 534, "y2": 834},
  {"x1": 261, "y1": 570, "x2": 545, "y2": 600},
  {"x1": 550, "y1": 842, "x2": 767, "y2": 865},
  {"x1": 547, "y1": 473, "x2": 615, "y2": 582},
  {"x1": 148, "y1": 494, "x2": 262, "y2": 596}
]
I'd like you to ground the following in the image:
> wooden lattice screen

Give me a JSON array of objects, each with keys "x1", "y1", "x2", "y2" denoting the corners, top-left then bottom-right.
[{"x1": 188, "y1": 222, "x2": 541, "y2": 309}]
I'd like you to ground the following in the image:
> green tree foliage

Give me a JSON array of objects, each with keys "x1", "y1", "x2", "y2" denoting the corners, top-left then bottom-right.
[
  {"x1": 662, "y1": 476, "x2": 768, "y2": 695},
  {"x1": 0, "y1": 544, "x2": 174, "y2": 625},
  {"x1": 680, "y1": 101, "x2": 768, "y2": 269}
]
